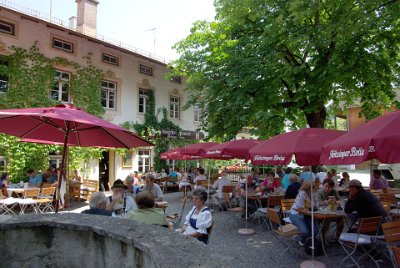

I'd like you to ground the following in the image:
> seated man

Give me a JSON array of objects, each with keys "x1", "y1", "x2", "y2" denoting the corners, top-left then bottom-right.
[
  {"x1": 81, "y1": 192, "x2": 112, "y2": 216},
  {"x1": 212, "y1": 170, "x2": 232, "y2": 199},
  {"x1": 345, "y1": 179, "x2": 387, "y2": 225},
  {"x1": 106, "y1": 179, "x2": 137, "y2": 216},
  {"x1": 26, "y1": 168, "x2": 42, "y2": 186},
  {"x1": 124, "y1": 175, "x2": 141, "y2": 196},
  {"x1": 193, "y1": 168, "x2": 207, "y2": 190},
  {"x1": 370, "y1": 169, "x2": 388, "y2": 190},
  {"x1": 316, "y1": 179, "x2": 341, "y2": 207},
  {"x1": 284, "y1": 174, "x2": 301, "y2": 199},
  {"x1": 127, "y1": 191, "x2": 169, "y2": 227},
  {"x1": 142, "y1": 173, "x2": 164, "y2": 201}
]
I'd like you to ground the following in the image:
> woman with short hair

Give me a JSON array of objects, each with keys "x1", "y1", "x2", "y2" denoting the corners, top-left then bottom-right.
[{"x1": 180, "y1": 189, "x2": 213, "y2": 244}]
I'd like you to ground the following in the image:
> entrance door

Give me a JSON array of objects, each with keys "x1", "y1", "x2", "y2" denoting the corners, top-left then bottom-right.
[{"x1": 99, "y1": 151, "x2": 110, "y2": 191}]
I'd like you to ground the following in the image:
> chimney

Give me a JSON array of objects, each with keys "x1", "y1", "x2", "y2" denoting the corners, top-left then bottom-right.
[
  {"x1": 76, "y1": 0, "x2": 99, "y2": 37},
  {"x1": 69, "y1": 16, "x2": 77, "y2": 30}
]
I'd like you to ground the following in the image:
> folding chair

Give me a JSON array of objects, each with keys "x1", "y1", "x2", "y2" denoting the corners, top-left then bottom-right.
[
  {"x1": 36, "y1": 186, "x2": 56, "y2": 213},
  {"x1": 216, "y1": 185, "x2": 234, "y2": 211},
  {"x1": 338, "y1": 216, "x2": 382, "y2": 268},
  {"x1": 267, "y1": 208, "x2": 299, "y2": 262},
  {"x1": 381, "y1": 221, "x2": 400, "y2": 267},
  {"x1": 392, "y1": 246, "x2": 400, "y2": 268},
  {"x1": 18, "y1": 188, "x2": 40, "y2": 214},
  {"x1": 0, "y1": 191, "x2": 18, "y2": 215},
  {"x1": 281, "y1": 199, "x2": 295, "y2": 224}
]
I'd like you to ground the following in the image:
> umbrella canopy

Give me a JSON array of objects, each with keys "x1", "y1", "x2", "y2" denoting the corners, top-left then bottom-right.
[
  {"x1": 204, "y1": 139, "x2": 261, "y2": 160},
  {"x1": 320, "y1": 110, "x2": 400, "y2": 165},
  {"x1": 0, "y1": 104, "x2": 153, "y2": 212},
  {"x1": 249, "y1": 128, "x2": 345, "y2": 166},
  {"x1": 160, "y1": 148, "x2": 203, "y2": 160},
  {"x1": 180, "y1": 142, "x2": 218, "y2": 157},
  {"x1": 0, "y1": 104, "x2": 152, "y2": 148}
]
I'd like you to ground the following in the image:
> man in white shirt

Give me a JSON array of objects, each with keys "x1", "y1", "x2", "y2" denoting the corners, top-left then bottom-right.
[
  {"x1": 212, "y1": 170, "x2": 232, "y2": 199},
  {"x1": 142, "y1": 173, "x2": 164, "y2": 201}
]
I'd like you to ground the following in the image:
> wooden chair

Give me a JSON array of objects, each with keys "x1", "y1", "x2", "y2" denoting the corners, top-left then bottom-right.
[
  {"x1": 338, "y1": 216, "x2": 382, "y2": 268},
  {"x1": 392, "y1": 246, "x2": 400, "y2": 268},
  {"x1": 267, "y1": 208, "x2": 299, "y2": 262},
  {"x1": 68, "y1": 182, "x2": 81, "y2": 202},
  {"x1": 36, "y1": 186, "x2": 56, "y2": 213},
  {"x1": 81, "y1": 180, "x2": 98, "y2": 200},
  {"x1": 18, "y1": 188, "x2": 40, "y2": 214},
  {"x1": 387, "y1": 188, "x2": 400, "y2": 195},
  {"x1": 369, "y1": 189, "x2": 383, "y2": 199},
  {"x1": 280, "y1": 198, "x2": 295, "y2": 224},
  {"x1": 0, "y1": 190, "x2": 18, "y2": 215},
  {"x1": 381, "y1": 221, "x2": 400, "y2": 267},
  {"x1": 216, "y1": 185, "x2": 234, "y2": 211}
]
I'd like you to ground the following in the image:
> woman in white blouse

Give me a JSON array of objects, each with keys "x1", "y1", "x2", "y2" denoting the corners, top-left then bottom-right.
[
  {"x1": 181, "y1": 189, "x2": 213, "y2": 244},
  {"x1": 289, "y1": 181, "x2": 318, "y2": 246}
]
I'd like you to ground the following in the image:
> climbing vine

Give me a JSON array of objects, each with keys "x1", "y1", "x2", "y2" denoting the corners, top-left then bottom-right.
[
  {"x1": 121, "y1": 90, "x2": 185, "y2": 171},
  {"x1": 0, "y1": 42, "x2": 105, "y2": 180}
]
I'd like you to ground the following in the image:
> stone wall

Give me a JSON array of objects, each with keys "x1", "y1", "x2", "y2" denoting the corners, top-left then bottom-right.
[{"x1": 0, "y1": 214, "x2": 232, "y2": 268}]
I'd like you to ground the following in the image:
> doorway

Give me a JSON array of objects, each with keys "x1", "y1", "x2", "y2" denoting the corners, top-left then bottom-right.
[{"x1": 99, "y1": 151, "x2": 110, "y2": 191}]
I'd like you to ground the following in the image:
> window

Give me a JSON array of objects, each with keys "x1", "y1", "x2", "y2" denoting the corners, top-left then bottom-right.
[
  {"x1": 169, "y1": 96, "x2": 180, "y2": 120},
  {"x1": 138, "y1": 88, "x2": 151, "y2": 114},
  {"x1": 137, "y1": 150, "x2": 151, "y2": 173},
  {"x1": 170, "y1": 76, "x2": 181, "y2": 84},
  {"x1": 102, "y1": 53, "x2": 119, "y2": 66},
  {"x1": 140, "y1": 64, "x2": 153, "y2": 76},
  {"x1": 0, "y1": 59, "x2": 9, "y2": 94},
  {"x1": 0, "y1": 20, "x2": 15, "y2": 35},
  {"x1": 194, "y1": 105, "x2": 203, "y2": 122},
  {"x1": 51, "y1": 70, "x2": 71, "y2": 102},
  {"x1": 101, "y1": 80, "x2": 116, "y2": 110},
  {"x1": 52, "y1": 37, "x2": 74, "y2": 53}
]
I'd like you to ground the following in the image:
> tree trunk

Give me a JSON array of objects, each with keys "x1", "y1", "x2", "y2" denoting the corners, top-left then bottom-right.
[{"x1": 305, "y1": 105, "x2": 326, "y2": 128}]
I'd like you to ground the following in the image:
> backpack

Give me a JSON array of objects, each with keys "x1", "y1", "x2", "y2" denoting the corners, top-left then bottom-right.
[{"x1": 304, "y1": 237, "x2": 323, "y2": 256}]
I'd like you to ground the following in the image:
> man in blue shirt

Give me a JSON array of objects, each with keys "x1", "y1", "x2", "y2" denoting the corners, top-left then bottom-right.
[
  {"x1": 26, "y1": 168, "x2": 42, "y2": 186},
  {"x1": 299, "y1": 166, "x2": 315, "y2": 184}
]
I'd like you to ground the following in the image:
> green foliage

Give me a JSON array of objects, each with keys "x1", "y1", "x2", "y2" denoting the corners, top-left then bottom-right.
[
  {"x1": 172, "y1": 0, "x2": 400, "y2": 139},
  {"x1": 0, "y1": 43, "x2": 105, "y2": 180},
  {"x1": 121, "y1": 90, "x2": 184, "y2": 171}
]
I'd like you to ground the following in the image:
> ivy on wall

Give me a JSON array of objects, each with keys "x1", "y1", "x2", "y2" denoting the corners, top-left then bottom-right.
[
  {"x1": 121, "y1": 90, "x2": 185, "y2": 172},
  {"x1": 0, "y1": 42, "x2": 105, "y2": 181}
]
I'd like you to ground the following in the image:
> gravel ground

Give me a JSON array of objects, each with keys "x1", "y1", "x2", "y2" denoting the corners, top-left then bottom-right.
[
  {"x1": 66, "y1": 192, "x2": 391, "y2": 268},
  {"x1": 162, "y1": 191, "x2": 391, "y2": 268}
]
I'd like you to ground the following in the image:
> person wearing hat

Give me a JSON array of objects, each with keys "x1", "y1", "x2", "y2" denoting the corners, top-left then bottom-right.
[
  {"x1": 106, "y1": 179, "x2": 137, "y2": 215},
  {"x1": 344, "y1": 179, "x2": 387, "y2": 224}
]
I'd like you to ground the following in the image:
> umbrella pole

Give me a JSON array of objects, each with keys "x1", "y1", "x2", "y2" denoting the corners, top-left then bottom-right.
[
  {"x1": 238, "y1": 161, "x2": 255, "y2": 236},
  {"x1": 55, "y1": 126, "x2": 70, "y2": 213},
  {"x1": 207, "y1": 159, "x2": 211, "y2": 205}
]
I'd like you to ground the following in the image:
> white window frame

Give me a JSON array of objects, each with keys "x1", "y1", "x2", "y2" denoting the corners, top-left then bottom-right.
[
  {"x1": 101, "y1": 80, "x2": 116, "y2": 110},
  {"x1": 170, "y1": 76, "x2": 181, "y2": 84},
  {"x1": 52, "y1": 37, "x2": 74, "y2": 53},
  {"x1": 51, "y1": 70, "x2": 71, "y2": 103},
  {"x1": 0, "y1": 20, "x2": 15, "y2": 35},
  {"x1": 102, "y1": 53, "x2": 119, "y2": 66},
  {"x1": 169, "y1": 95, "x2": 180, "y2": 120},
  {"x1": 138, "y1": 88, "x2": 151, "y2": 114},
  {"x1": 194, "y1": 105, "x2": 203, "y2": 122},
  {"x1": 137, "y1": 150, "x2": 151, "y2": 173},
  {"x1": 139, "y1": 64, "x2": 153, "y2": 76}
]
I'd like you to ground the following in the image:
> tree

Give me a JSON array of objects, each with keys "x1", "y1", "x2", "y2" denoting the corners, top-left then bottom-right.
[{"x1": 172, "y1": 0, "x2": 400, "y2": 139}]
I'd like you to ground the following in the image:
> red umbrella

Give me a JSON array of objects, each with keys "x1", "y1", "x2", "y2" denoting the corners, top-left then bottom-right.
[
  {"x1": 320, "y1": 110, "x2": 400, "y2": 165},
  {"x1": 249, "y1": 128, "x2": 345, "y2": 166},
  {"x1": 0, "y1": 104, "x2": 153, "y2": 211},
  {"x1": 180, "y1": 142, "x2": 218, "y2": 157},
  {"x1": 160, "y1": 148, "x2": 203, "y2": 160},
  {"x1": 204, "y1": 139, "x2": 261, "y2": 160}
]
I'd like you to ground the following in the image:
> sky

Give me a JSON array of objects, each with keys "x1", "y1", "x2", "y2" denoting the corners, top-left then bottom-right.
[{"x1": 5, "y1": 0, "x2": 216, "y2": 61}]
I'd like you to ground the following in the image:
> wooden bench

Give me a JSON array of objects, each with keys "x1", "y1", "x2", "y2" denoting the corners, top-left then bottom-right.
[{"x1": 81, "y1": 180, "x2": 98, "y2": 200}]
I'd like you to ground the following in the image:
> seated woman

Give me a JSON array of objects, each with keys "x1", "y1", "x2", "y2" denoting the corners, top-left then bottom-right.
[
  {"x1": 260, "y1": 172, "x2": 279, "y2": 194},
  {"x1": 81, "y1": 192, "x2": 112, "y2": 216},
  {"x1": 179, "y1": 168, "x2": 192, "y2": 200},
  {"x1": 180, "y1": 189, "x2": 213, "y2": 244},
  {"x1": 289, "y1": 181, "x2": 318, "y2": 246},
  {"x1": 339, "y1": 172, "x2": 350, "y2": 188},
  {"x1": 127, "y1": 191, "x2": 169, "y2": 227},
  {"x1": 0, "y1": 172, "x2": 9, "y2": 197}
]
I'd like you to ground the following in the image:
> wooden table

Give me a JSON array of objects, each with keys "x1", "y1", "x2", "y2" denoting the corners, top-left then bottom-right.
[
  {"x1": 7, "y1": 184, "x2": 39, "y2": 197},
  {"x1": 155, "y1": 201, "x2": 169, "y2": 211},
  {"x1": 299, "y1": 208, "x2": 346, "y2": 257}
]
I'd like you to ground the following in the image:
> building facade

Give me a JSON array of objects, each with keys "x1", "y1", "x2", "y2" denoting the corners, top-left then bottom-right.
[{"x1": 0, "y1": 1, "x2": 204, "y2": 183}]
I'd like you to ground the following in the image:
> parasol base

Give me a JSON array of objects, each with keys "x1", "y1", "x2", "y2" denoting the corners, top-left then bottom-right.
[
  {"x1": 300, "y1": 260, "x2": 326, "y2": 268},
  {"x1": 238, "y1": 228, "x2": 256, "y2": 236}
]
